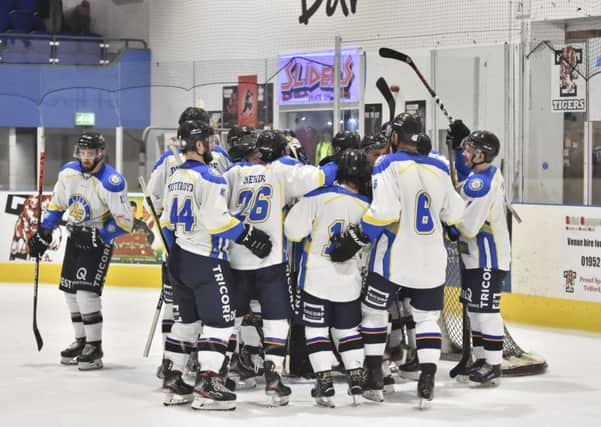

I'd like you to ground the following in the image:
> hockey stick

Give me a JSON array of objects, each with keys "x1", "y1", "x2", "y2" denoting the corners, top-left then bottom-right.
[
  {"x1": 380, "y1": 47, "x2": 523, "y2": 223},
  {"x1": 376, "y1": 76, "x2": 396, "y2": 120},
  {"x1": 379, "y1": 47, "x2": 452, "y2": 123},
  {"x1": 139, "y1": 176, "x2": 171, "y2": 357},
  {"x1": 32, "y1": 135, "x2": 45, "y2": 351}
]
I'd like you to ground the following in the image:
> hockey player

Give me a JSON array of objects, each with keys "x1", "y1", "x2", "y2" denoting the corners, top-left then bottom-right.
[
  {"x1": 447, "y1": 120, "x2": 510, "y2": 386},
  {"x1": 284, "y1": 149, "x2": 371, "y2": 407},
  {"x1": 223, "y1": 130, "x2": 338, "y2": 405},
  {"x1": 328, "y1": 113, "x2": 465, "y2": 405},
  {"x1": 318, "y1": 130, "x2": 361, "y2": 166},
  {"x1": 159, "y1": 120, "x2": 272, "y2": 410},
  {"x1": 28, "y1": 131, "x2": 133, "y2": 370}
]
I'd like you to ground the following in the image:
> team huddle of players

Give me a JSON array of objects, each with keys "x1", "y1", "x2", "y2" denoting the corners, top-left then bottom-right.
[
  {"x1": 146, "y1": 107, "x2": 510, "y2": 410},
  {"x1": 26, "y1": 103, "x2": 509, "y2": 410}
]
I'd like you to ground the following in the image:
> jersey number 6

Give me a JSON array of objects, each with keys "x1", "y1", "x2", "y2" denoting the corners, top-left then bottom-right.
[{"x1": 415, "y1": 191, "x2": 434, "y2": 234}]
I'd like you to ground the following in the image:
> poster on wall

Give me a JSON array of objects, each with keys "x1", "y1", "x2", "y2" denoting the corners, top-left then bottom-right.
[
  {"x1": 405, "y1": 100, "x2": 426, "y2": 132},
  {"x1": 237, "y1": 75, "x2": 258, "y2": 128},
  {"x1": 364, "y1": 103, "x2": 382, "y2": 137},
  {"x1": 560, "y1": 208, "x2": 601, "y2": 302},
  {"x1": 551, "y1": 44, "x2": 587, "y2": 113},
  {"x1": 278, "y1": 49, "x2": 360, "y2": 106},
  {"x1": 111, "y1": 195, "x2": 162, "y2": 265},
  {"x1": 222, "y1": 86, "x2": 238, "y2": 128},
  {"x1": 3, "y1": 193, "x2": 66, "y2": 263},
  {"x1": 0, "y1": 192, "x2": 162, "y2": 265}
]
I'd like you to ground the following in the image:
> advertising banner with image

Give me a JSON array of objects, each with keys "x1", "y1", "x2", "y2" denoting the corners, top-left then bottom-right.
[
  {"x1": 551, "y1": 44, "x2": 587, "y2": 113},
  {"x1": 560, "y1": 207, "x2": 601, "y2": 302}
]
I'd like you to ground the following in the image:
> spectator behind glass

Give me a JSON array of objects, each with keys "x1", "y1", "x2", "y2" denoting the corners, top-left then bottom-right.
[{"x1": 67, "y1": 0, "x2": 91, "y2": 34}]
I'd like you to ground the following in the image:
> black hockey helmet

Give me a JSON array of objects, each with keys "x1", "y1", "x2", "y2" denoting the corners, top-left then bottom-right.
[
  {"x1": 76, "y1": 131, "x2": 106, "y2": 170},
  {"x1": 178, "y1": 120, "x2": 215, "y2": 153},
  {"x1": 178, "y1": 107, "x2": 210, "y2": 126},
  {"x1": 361, "y1": 134, "x2": 386, "y2": 151},
  {"x1": 228, "y1": 142, "x2": 257, "y2": 163},
  {"x1": 78, "y1": 131, "x2": 105, "y2": 151},
  {"x1": 416, "y1": 133, "x2": 432, "y2": 155},
  {"x1": 390, "y1": 112, "x2": 421, "y2": 144},
  {"x1": 256, "y1": 130, "x2": 288, "y2": 163},
  {"x1": 462, "y1": 130, "x2": 500, "y2": 163},
  {"x1": 227, "y1": 126, "x2": 256, "y2": 146},
  {"x1": 336, "y1": 148, "x2": 371, "y2": 186},
  {"x1": 332, "y1": 130, "x2": 361, "y2": 153}
]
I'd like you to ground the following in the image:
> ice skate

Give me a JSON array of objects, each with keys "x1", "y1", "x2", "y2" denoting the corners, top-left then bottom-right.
[
  {"x1": 60, "y1": 338, "x2": 86, "y2": 365},
  {"x1": 162, "y1": 359, "x2": 193, "y2": 406},
  {"x1": 469, "y1": 362, "x2": 502, "y2": 387},
  {"x1": 455, "y1": 358, "x2": 485, "y2": 383},
  {"x1": 229, "y1": 350, "x2": 257, "y2": 389},
  {"x1": 192, "y1": 371, "x2": 237, "y2": 411},
  {"x1": 346, "y1": 368, "x2": 363, "y2": 405},
  {"x1": 417, "y1": 364, "x2": 436, "y2": 409},
  {"x1": 264, "y1": 360, "x2": 291, "y2": 406},
  {"x1": 77, "y1": 342, "x2": 103, "y2": 371},
  {"x1": 311, "y1": 370, "x2": 335, "y2": 408},
  {"x1": 362, "y1": 357, "x2": 384, "y2": 403},
  {"x1": 397, "y1": 349, "x2": 420, "y2": 381}
]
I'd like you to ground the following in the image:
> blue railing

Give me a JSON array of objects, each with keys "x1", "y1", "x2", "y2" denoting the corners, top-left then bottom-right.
[{"x1": 0, "y1": 33, "x2": 147, "y2": 66}]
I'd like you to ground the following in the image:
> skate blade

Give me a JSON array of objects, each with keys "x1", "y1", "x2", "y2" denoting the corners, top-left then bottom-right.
[
  {"x1": 455, "y1": 374, "x2": 471, "y2": 384},
  {"x1": 361, "y1": 389, "x2": 384, "y2": 403},
  {"x1": 469, "y1": 377, "x2": 501, "y2": 388},
  {"x1": 315, "y1": 397, "x2": 335, "y2": 408},
  {"x1": 60, "y1": 357, "x2": 78, "y2": 365},
  {"x1": 263, "y1": 394, "x2": 290, "y2": 407},
  {"x1": 191, "y1": 397, "x2": 236, "y2": 411},
  {"x1": 78, "y1": 360, "x2": 103, "y2": 371},
  {"x1": 418, "y1": 396, "x2": 432, "y2": 410},
  {"x1": 163, "y1": 393, "x2": 193, "y2": 406}
]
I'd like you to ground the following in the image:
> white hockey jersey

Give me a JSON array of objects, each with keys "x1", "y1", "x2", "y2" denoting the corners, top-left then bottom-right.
[
  {"x1": 160, "y1": 159, "x2": 244, "y2": 260},
  {"x1": 223, "y1": 156, "x2": 336, "y2": 270},
  {"x1": 361, "y1": 152, "x2": 465, "y2": 289},
  {"x1": 42, "y1": 161, "x2": 133, "y2": 243},
  {"x1": 455, "y1": 165, "x2": 511, "y2": 271},
  {"x1": 284, "y1": 185, "x2": 369, "y2": 302},
  {"x1": 210, "y1": 145, "x2": 233, "y2": 175},
  {"x1": 147, "y1": 148, "x2": 183, "y2": 215}
]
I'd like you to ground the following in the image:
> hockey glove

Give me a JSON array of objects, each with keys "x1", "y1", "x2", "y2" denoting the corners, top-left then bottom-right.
[
  {"x1": 329, "y1": 224, "x2": 370, "y2": 262},
  {"x1": 236, "y1": 224, "x2": 272, "y2": 259},
  {"x1": 68, "y1": 225, "x2": 104, "y2": 250},
  {"x1": 447, "y1": 119, "x2": 471, "y2": 150},
  {"x1": 28, "y1": 227, "x2": 52, "y2": 258},
  {"x1": 444, "y1": 224, "x2": 460, "y2": 242}
]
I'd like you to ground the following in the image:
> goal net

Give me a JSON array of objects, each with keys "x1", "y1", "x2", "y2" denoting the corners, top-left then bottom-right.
[{"x1": 441, "y1": 238, "x2": 548, "y2": 376}]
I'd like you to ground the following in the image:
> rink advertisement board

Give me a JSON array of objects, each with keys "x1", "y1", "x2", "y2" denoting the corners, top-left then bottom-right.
[
  {"x1": 512, "y1": 203, "x2": 601, "y2": 304},
  {"x1": 559, "y1": 208, "x2": 601, "y2": 303},
  {"x1": 278, "y1": 49, "x2": 360, "y2": 105},
  {"x1": 0, "y1": 192, "x2": 163, "y2": 265},
  {"x1": 550, "y1": 43, "x2": 587, "y2": 112}
]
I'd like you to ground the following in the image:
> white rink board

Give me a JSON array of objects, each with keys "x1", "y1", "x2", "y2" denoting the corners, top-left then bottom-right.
[{"x1": 512, "y1": 203, "x2": 601, "y2": 303}]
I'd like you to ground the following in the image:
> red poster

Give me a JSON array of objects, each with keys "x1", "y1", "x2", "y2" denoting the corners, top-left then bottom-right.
[{"x1": 237, "y1": 75, "x2": 258, "y2": 127}]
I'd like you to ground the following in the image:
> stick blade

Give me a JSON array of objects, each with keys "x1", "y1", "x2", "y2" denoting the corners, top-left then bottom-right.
[
  {"x1": 379, "y1": 47, "x2": 412, "y2": 64},
  {"x1": 34, "y1": 326, "x2": 43, "y2": 351},
  {"x1": 376, "y1": 77, "x2": 396, "y2": 119}
]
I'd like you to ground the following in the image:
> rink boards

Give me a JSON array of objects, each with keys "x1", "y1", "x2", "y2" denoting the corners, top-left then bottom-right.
[{"x1": 0, "y1": 192, "x2": 600, "y2": 332}]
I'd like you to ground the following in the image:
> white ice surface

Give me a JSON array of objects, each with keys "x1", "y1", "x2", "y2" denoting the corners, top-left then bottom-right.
[{"x1": 1, "y1": 283, "x2": 600, "y2": 426}]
